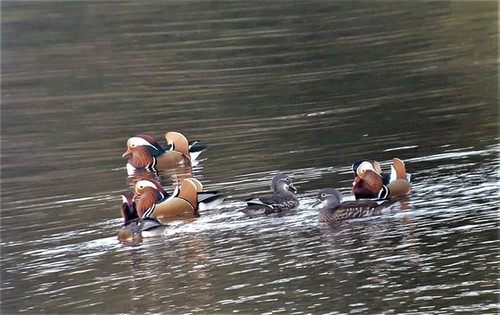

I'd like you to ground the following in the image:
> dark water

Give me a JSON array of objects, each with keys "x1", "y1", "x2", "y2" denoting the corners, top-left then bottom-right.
[{"x1": 1, "y1": 1, "x2": 498, "y2": 314}]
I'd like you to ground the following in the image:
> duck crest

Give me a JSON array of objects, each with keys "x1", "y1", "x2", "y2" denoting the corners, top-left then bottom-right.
[
  {"x1": 136, "y1": 178, "x2": 169, "y2": 199},
  {"x1": 135, "y1": 134, "x2": 164, "y2": 155}
]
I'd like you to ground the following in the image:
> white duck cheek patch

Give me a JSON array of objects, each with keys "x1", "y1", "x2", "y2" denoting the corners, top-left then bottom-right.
[{"x1": 129, "y1": 137, "x2": 154, "y2": 147}]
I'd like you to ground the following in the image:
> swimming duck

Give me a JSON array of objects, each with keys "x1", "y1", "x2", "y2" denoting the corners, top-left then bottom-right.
[
  {"x1": 133, "y1": 178, "x2": 225, "y2": 215},
  {"x1": 351, "y1": 158, "x2": 414, "y2": 185},
  {"x1": 242, "y1": 173, "x2": 299, "y2": 216},
  {"x1": 134, "y1": 178, "x2": 200, "y2": 222},
  {"x1": 123, "y1": 132, "x2": 197, "y2": 172},
  {"x1": 313, "y1": 188, "x2": 381, "y2": 222},
  {"x1": 126, "y1": 132, "x2": 207, "y2": 160},
  {"x1": 352, "y1": 158, "x2": 411, "y2": 200}
]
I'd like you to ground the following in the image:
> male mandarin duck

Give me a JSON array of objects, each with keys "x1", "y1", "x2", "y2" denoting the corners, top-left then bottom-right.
[
  {"x1": 147, "y1": 133, "x2": 207, "y2": 161},
  {"x1": 242, "y1": 173, "x2": 300, "y2": 216},
  {"x1": 133, "y1": 178, "x2": 225, "y2": 216},
  {"x1": 134, "y1": 178, "x2": 200, "y2": 222},
  {"x1": 127, "y1": 132, "x2": 207, "y2": 161},
  {"x1": 123, "y1": 132, "x2": 205, "y2": 172},
  {"x1": 352, "y1": 158, "x2": 411, "y2": 200},
  {"x1": 117, "y1": 192, "x2": 167, "y2": 242},
  {"x1": 351, "y1": 159, "x2": 414, "y2": 185},
  {"x1": 313, "y1": 188, "x2": 381, "y2": 222}
]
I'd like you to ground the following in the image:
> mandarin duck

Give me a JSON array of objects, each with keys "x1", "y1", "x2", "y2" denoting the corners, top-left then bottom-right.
[
  {"x1": 242, "y1": 173, "x2": 300, "y2": 216},
  {"x1": 133, "y1": 178, "x2": 225, "y2": 215},
  {"x1": 123, "y1": 132, "x2": 200, "y2": 172},
  {"x1": 351, "y1": 159, "x2": 414, "y2": 185},
  {"x1": 117, "y1": 192, "x2": 167, "y2": 242},
  {"x1": 126, "y1": 132, "x2": 206, "y2": 161},
  {"x1": 134, "y1": 178, "x2": 200, "y2": 222},
  {"x1": 352, "y1": 158, "x2": 411, "y2": 200},
  {"x1": 313, "y1": 188, "x2": 382, "y2": 222}
]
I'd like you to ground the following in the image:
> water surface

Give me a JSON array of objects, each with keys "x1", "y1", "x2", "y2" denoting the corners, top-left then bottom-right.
[{"x1": 1, "y1": 1, "x2": 498, "y2": 314}]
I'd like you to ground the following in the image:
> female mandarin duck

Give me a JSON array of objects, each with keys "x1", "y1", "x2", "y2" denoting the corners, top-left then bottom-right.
[
  {"x1": 117, "y1": 192, "x2": 167, "y2": 242},
  {"x1": 123, "y1": 132, "x2": 203, "y2": 172},
  {"x1": 134, "y1": 178, "x2": 200, "y2": 222},
  {"x1": 313, "y1": 188, "x2": 381, "y2": 222},
  {"x1": 352, "y1": 158, "x2": 411, "y2": 200},
  {"x1": 242, "y1": 173, "x2": 300, "y2": 216}
]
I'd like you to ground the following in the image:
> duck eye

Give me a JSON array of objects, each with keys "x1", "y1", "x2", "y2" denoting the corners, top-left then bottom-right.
[{"x1": 321, "y1": 193, "x2": 326, "y2": 198}]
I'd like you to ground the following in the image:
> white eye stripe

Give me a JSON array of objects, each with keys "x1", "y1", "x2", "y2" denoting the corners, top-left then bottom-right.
[
  {"x1": 129, "y1": 137, "x2": 154, "y2": 147},
  {"x1": 136, "y1": 180, "x2": 157, "y2": 190},
  {"x1": 358, "y1": 161, "x2": 376, "y2": 173}
]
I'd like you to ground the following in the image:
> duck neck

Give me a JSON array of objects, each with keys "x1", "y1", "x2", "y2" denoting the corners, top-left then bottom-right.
[
  {"x1": 131, "y1": 147, "x2": 154, "y2": 168},
  {"x1": 136, "y1": 189, "x2": 162, "y2": 216},
  {"x1": 361, "y1": 171, "x2": 383, "y2": 194},
  {"x1": 279, "y1": 189, "x2": 298, "y2": 201}
]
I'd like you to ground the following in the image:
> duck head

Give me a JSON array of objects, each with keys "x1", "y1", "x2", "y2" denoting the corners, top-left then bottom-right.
[
  {"x1": 352, "y1": 161, "x2": 383, "y2": 199},
  {"x1": 123, "y1": 136, "x2": 160, "y2": 157},
  {"x1": 134, "y1": 179, "x2": 165, "y2": 216},
  {"x1": 313, "y1": 188, "x2": 343, "y2": 208},
  {"x1": 271, "y1": 173, "x2": 297, "y2": 195}
]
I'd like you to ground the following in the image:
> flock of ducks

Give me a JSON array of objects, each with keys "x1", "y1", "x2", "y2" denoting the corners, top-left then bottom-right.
[{"x1": 117, "y1": 131, "x2": 413, "y2": 242}]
